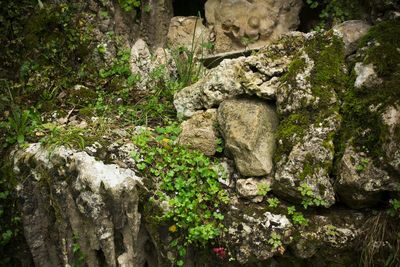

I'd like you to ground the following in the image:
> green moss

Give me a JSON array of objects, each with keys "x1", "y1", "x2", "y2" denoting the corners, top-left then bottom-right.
[
  {"x1": 275, "y1": 113, "x2": 311, "y2": 162},
  {"x1": 337, "y1": 19, "x2": 400, "y2": 162},
  {"x1": 275, "y1": 32, "x2": 346, "y2": 165}
]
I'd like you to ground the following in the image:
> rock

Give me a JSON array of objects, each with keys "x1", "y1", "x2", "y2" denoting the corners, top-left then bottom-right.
[
  {"x1": 11, "y1": 143, "x2": 150, "y2": 267},
  {"x1": 204, "y1": 0, "x2": 303, "y2": 53},
  {"x1": 130, "y1": 38, "x2": 176, "y2": 91},
  {"x1": 273, "y1": 115, "x2": 340, "y2": 208},
  {"x1": 166, "y1": 16, "x2": 212, "y2": 55},
  {"x1": 177, "y1": 109, "x2": 219, "y2": 156},
  {"x1": 354, "y1": 62, "x2": 382, "y2": 88},
  {"x1": 291, "y1": 209, "x2": 364, "y2": 265},
  {"x1": 236, "y1": 178, "x2": 271, "y2": 202},
  {"x1": 174, "y1": 42, "x2": 293, "y2": 118},
  {"x1": 333, "y1": 20, "x2": 371, "y2": 56},
  {"x1": 381, "y1": 102, "x2": 400, "y2": 173},
  {"x1": 336, "y1": 144, "x2": 400, "y2": 208},
  {"x1": 223, "y1": 203, "x2": 292, "y2": 264},
  {"x1": 218, "y1": 98, "x2": 278, "y2": 177}
]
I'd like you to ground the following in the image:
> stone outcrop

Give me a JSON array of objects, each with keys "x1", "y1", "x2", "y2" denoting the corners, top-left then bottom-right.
[
  {"x1": 174, "y1": 39, "x2": 294, "y2": 118},
  {"x1": 218, "y1": 98, "x2": 278, "y2": 177},
  {"x1": 204, "y1": 0, "x2": 302, "y2": 53},
  {"x1": 12, "y1": 143, "x2": 149, "y2": 267},
  {"x1": 381, "y1": 102, "x2": 400, "y2": 173}
]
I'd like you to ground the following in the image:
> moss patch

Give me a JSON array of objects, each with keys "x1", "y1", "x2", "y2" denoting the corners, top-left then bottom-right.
[{"x1": 337, "y1": 19, "x2": 400, "y2": 163}]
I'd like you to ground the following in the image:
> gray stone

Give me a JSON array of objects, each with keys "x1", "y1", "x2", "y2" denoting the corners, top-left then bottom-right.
[
  {"x1": 336, "y1": 144, "x2": 400, "y2": 208},
  {"x1": 273, "y1": 114, "x2": 340, "y2": 208},
  {"x1": 178, "y1": 109, "x2": 219, "y2": 156},
  {"x1": 354, "y1": 62, "x2": 382, "y2": 89},
  {"x1": 333, "y1": 20, "x2": 371, "y2": 56},
  {"x1": 174, "y1": 46, "x2": 291, "y2": 118},
  {"x1": 236, "y1": 178, "x2": 271, "y2": 202},
  {"x1": 218, "y1": 98, "x2": 278, "y2": 177},
  {"x1": 12, "y1": 144, "x2": 148, "y2": 267},
  {"x1": 381, "y1": 102, "x2": 400, "y2": 173}
]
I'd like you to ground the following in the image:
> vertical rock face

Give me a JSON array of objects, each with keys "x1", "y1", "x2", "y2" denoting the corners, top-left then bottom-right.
[
  {"x1": 204, "y1": 0, "x2": 302, "y2": 53},
  {"x1": 217, "y1": 98, "x2": 278, "y2": 177},
  {"x1": 12, "y1": 144, "x2": 148, "y2": 267}
]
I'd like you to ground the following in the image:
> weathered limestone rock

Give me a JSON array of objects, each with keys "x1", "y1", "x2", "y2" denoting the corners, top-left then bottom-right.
[
  {"x1": 178, "y1": 109, "x2": 219, "y2": 156},
  {"x1": 272, "y1": 32, "x2": 345, "y2": 208},
  {"x1": 336, "y1": 145, "x2": 400, "y2": 208},
  {"x1": 333, "y1": 20, "x2": 371, "y2": 56},
  {"x1": 223, "y1": 202, "x2": 292, "y2": 264},
  {"x1": 174, "y1": 42, "x2": 293, "y2": 118},
  {"x1": 236, "y1": 178, "x2": 271, "y2": 203},
  {"x1": 218, "y1": 98, "x2": 278, "y2": 177},
  {"x1": 273, "y1": 115, "x2": 340, "y2": 208},
  {"x1": 354, "y1": 62, "x2": 382, "y2": 88},
  {"x1": 204, "y1": 0, "x2": 302, "y2": 53},
  {"x1": 381, "y1": 102, "x2": 400, "y2": 173},
  {"x1": 12, "y1": 144, "x2": 150, "y2": 267},
  {"x1": 167, "y1": 16, "x2": 211, "y2": 54},
  {"x1": 130, "y1": 38, "x2": 176, "y2": 91},
  {"x1": 291, "y1": 210, "x2": 364, "y2": 265}
]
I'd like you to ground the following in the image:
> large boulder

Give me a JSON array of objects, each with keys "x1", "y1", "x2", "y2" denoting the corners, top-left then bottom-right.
[
  {"x1": 11, "y1": 144, "x2": 149, "y2": 267},
  {"x1": 204, "y1": 0, "x2": 302, "y2": 53},
  {"x1": 218, "y1": 98, "x2": 278, "y2": 177}
]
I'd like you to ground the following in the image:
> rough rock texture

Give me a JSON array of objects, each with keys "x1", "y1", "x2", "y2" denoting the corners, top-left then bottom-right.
[
  {"x1": 333, "y1": 20, "x2": 371, "y2": 56},
  {"x1": 178, "y1": 109, "x2": 219, "y2": 156},
  {"x1": 218, "y1": 98, "x2": 278, "y2": 177},
  {"x1": 236, "y1": 178, "x2": 271, "y2": 203},
  {"x1": 273, "y1": 114, "x2": 340, "y2": 207},
  {"x1": 291, "y1": 209, "x2": 365, "y2": 265},
  {"x1": 167, "y1": 16, "x2": 211, "y2": 54},
  {"x1": 12, "y1": 143, "x2": 150, "y2": 267},
  {"x1": 336, "y1": 145, "x2": 400, "y2": 208},
  {"x1": 222, "y1": 200, "x2": 293, "y2": 265},
  {"x1": 354, "y1": 62, "x2": 381, "y2": 88},
  {"x1": 130, "y1": 38, "x2": 176, "y2": 91},
  {"x1": 174, "y1": 40, "x2": 295, "y2": 118},
  {"x1": 381, "y1": 102, "x2": 400, "y2": 173},
  {"x1": 272, "y1": 32, "x2": 345, "y2": 208},
  {"x1": 139, "y1": 0, "x2": 173, "y2": 49},
  {"x1": 204, "y1": 0, "x2": 302, "y2": 53}
]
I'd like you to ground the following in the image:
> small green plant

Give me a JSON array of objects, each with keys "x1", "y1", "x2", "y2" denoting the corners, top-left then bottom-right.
[
  {"x1": 71, "y1": 234, "x2": 86, "y2": 267},
  {"x1": 268, "y1": 231, "x2": 282, "y2": 250},
  {"x1": 298, "y1": 183, "x2": 327, "y2": 209},
  {"x1": 257, "y1": 183, "x2": 271, "y2": 197},
  {"x1": 117, "y1": 0, "x2": 141, "y2": 12},
  {"x1": 287, "y1": 206, "x2": 309, "y2": 226},
  {"x1": 355, "y1": 158, "x2": 369, "y2": 173},
  {"x1": 325, "y1": 224, "x2": 338, "y2": 237},
  {"x1": 215, "y1": 138, "x2": 224, "y2": 153},
  {"x1": 133, "y1": 124, "x2": 229, "y2": 265},
  {"x1": 0, "y1": 107, "x2": 41, "y2": 146},
  {"x1": 267, "y1": 197, "x2": 280, "y2": 208},
  {"x1": 388, "y1": 199, "x2": 400, "y2": 217}
]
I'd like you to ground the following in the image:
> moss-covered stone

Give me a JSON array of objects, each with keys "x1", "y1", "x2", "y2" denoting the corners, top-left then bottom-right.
[{"x1": 337, "y1": 19, "x2": 400, "y2": 165}]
